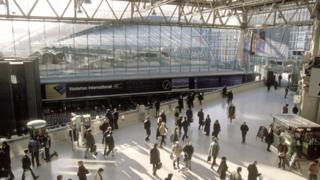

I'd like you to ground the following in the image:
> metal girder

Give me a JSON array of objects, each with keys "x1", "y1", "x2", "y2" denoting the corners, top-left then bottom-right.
[{"x1": 0, "y1": 0, "x2": 316, "y2": 28}]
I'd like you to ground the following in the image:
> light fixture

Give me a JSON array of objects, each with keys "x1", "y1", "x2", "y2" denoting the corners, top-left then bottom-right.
[
  {"x1": 152, "y1": 10, "x2": 156, "y2": 16},
  {"x1": 84, "y1": 0, "x2": 91, "y2": 4},
  {"x1": 77, "y1": 8, "x2": 82, "y2": 14}
]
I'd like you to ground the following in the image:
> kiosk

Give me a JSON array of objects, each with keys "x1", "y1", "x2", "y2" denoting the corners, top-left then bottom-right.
[
  {"x1": 272, "y1": 114, "x2": 320, "y2": 160},
  {"x1": 26, "y1": 120, "x2": 47, "y2": 137}
]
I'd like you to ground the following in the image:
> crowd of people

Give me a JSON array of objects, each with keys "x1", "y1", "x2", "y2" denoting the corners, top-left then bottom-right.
[
  {"x1": 0, "y1": 83, "x2": 319, "y2": 180},
  {"x1": 143, "y1": 90, "x2": 269, "y2": 180}
]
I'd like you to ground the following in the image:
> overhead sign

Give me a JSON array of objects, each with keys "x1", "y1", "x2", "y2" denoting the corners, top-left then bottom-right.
[{"x1": 309, "y1": 68, "x2": 320, "y2": 97}]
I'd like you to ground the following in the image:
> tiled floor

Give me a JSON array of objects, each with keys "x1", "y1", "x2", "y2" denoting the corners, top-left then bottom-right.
[{"x1": 11, "y1": 86, "x2": 310, "y2": 180}]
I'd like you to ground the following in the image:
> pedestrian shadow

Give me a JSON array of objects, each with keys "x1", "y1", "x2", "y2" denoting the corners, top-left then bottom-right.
[{"x1": 120, "y1": 153, "x2": 158, "y2": 180}]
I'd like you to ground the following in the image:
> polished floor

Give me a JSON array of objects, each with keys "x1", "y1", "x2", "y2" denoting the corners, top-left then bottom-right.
[{"x1": 11, "y1": 86, "x2": 309, "y2": 180}]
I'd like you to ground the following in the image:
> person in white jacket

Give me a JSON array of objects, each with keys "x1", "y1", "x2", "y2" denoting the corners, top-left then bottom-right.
[
  {"x1": 171, "y1": 141, "x2": 183, "y2": 169},
  {"x1": 94, "y1": 168, "x2": 104, "y2": 180}
]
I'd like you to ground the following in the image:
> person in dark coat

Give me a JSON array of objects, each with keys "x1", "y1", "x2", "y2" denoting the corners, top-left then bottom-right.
[
  {"x1": 217, "y1": 156, "x2": 228, "y2": 180},
  {"x1": 183, "y1": 141, "x2": 194, "y2": 170},
  {"x1": 247, "y1": 161, "x2": 260, "y2": 180},
  {"x1": 144, "y1": 117, "x2": 151, "y2": 142},
  {"x1": 85, "y1": 129, "x2": 96, "y2": 158},
  {"x1": 212, "y1": 120, "x2": 221, "y2": 138},
  {"x1": 170, "y1": 127, "x2": 179, "y2": 143},
  {"x1": 160, "y1": 111, "x2": 167, "y2": 124},
  {"x1": 178, "y1": 96, "x2": 184, "y2": 113},
  {"x1": 277, "y1": 142, "x2": 288, "y2": 169},
  {"x1": 164, "y1": 173, "x2": 173, "y2": 180},
  {"x1": 100, "y1": 119, "x2": 110, "y2": 143},
  {"x1": 197, "y1": 92, "x2": 204, "y2": 105},
  {"x1": 0, "y1": 148, "x2": 8, "y2": 179},
  {"x1": 177, "y1": 116, "x2": 183, "y2": 137},
  {"x1": 104, "y1": 127, "x2": 115, "y2": 157},
  {"x1": 155, "y1": 100, "x2": 160, "y2": 117},
  {"x1": 227, "y1": 91, "x2": 233, "y2": 104},
  {"x1": 204, "y1": 115, "x2": 211, "y2": 136},
  {"x1": 21, "y1": 149, "x2": 39, "y2": 180},
  {"x1": 197, "y1": 109, "x2": 205, "y2": 130},
  {"x1": 2, "y1": 141, "x2": 14, "y2": 179},
  {"x1": 113, "y1": 108, "x2": 119, "y2": 129},
  {"x1": 43, "y1": 133, "x2": 58, "y2": 162},
  {"x1": 222, "y1": 86, "x2": 227, "y2": 98},
  {"x1": 265, "y1": 129, "x2": 274, "y2": 152},
  {"x1": 105, "y1": 109, "x2": 114, "y2": 129},
  {"x1": 278, "y1": 74, "x2": 282, "y2": 87},
  {"x1": 240, "y1": 122, "x2": 249, "y2": 144},
  {"x1": 77, "y1": 161, "x2": 89, "y2": 180},
  {"x1": 284, "y1": 87, "x2": 289, "y2": 98},
  {"x1": 186, "y1": 108, "x2": 193, "y2": 125},
  {"x1": 182, "y1": 117, "x2": 189, "y2": 141},
  {"x1": 292, "y1": 104, "x2": 299, "y2": 114},
  {"x1": 150, "y1": 144, "x2": 160, "y2": 176},
  {"x1": 282, "y1": 104, "x2": 289, "y2": 114},
  {"x1": 28, "y1": 137, "x2": 41, "y2": 167}
]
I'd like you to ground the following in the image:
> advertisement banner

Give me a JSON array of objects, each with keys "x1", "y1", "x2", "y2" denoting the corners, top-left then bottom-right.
[{"x1": 45, "y1": 84, "x2": 66, "y2": 99}]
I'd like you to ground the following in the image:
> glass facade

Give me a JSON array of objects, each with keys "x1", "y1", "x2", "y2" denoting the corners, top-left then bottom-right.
[{"x1": 0, "y1": 21, "x2": 241, "y2": 78}]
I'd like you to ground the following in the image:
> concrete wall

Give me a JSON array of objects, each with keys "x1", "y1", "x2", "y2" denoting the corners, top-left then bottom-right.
[{"x1": 4, "y1": 80, "x2": 264, "y2": 158}]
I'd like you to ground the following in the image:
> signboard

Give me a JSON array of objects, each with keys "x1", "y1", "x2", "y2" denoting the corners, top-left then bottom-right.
[
  {"x1": 309, "y1": 68, "x2": 320, "y2": 97},
  {"x1": 45, "y1": 84, "x2": 66, "y2": 99},
  {"x1": 220, "y1": 75, "x2": 243, "y2": 86},
  {"x1": 172, "y1": 78, "x2": 189, "y2": 90},
  {"x1": 196, "y1": 76, "x2": 220, "y2": 89}
]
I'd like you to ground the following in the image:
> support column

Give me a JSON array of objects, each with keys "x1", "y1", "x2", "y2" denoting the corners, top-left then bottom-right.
[
  {"x1": 300, "y1": 2, "x2": 320, "y2": 123},
  {"x1": 237, "y1": 10, "x2": 251, "y2": 71}
]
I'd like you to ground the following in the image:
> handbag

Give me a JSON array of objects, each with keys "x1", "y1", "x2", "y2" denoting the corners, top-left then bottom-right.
[
  {"x1": 157, "y1": 162, "x2": 162, "y2": 169},
  {"x1": 207, "y1": 156, "x2": 211, "y2": 162}
]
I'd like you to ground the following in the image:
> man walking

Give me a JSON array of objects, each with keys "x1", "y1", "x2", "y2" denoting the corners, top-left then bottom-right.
[
  {"x1": 85, "y1": 129, "x2": 96, "y2": 158},
  {"x1": 44, "y1": 133, "x2": 58, "y2": 162},
  {"x1": 197, "y1": 109, "x2": 204, "y2": 130},
  {"x1": 284, "y1": 87, "x2": 289, "y2": 98},
  {"x1": 186, "y1": 108, "x2": 193, "y2": 125},
  {"x1": 104, "y1": 127, "x2": 115, "y2": 157},
  {"x1": 247, "y1": 161, "x2": 260, "y2": 180},
  {"x1": 277, "y1": 141, "x2": 288, "y2": 169},
  {"x1": 22, "y1": 149, "x2": 39, "y2": 180},
  {"x1": 2, "y1": 141, "x2": 14, "y2": 179},
  {"x1": 240, "y1": 122, "x2": 249, "y2": 144},
  {"x1": 113, "y1": 108, "x2": 119, "y2": 129},
  {"x1": 28, "y1": 137, "x2": 41, "y2": 167},
  {"x1": 182, "y1": 117, "x2": 189, "y2": 141},
  {"x1": 208, "y1": 138, "x2": 219, "y2": 168},
  {"x1": 150, "y1": 144, "x2": 161, "y2": 176},
  {"x1": 155, "y1": 100, "x2": 160, "y2": 117},
  {"x1": 183, "y1": 141, "x2": 194, "y2": 170},
  {"x1": 144, "y1": 117, "x2": 151, "y2": 142}
]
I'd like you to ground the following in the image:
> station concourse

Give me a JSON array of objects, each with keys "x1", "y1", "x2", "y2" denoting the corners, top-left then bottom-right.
[{"x1": 0, "y1": 0, "x2": 320, "y2": 180}]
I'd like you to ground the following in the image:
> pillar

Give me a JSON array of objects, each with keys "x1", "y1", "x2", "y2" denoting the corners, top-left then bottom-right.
[{"x1": 300, "y1": 2, "x2": 320, "y2": 123}]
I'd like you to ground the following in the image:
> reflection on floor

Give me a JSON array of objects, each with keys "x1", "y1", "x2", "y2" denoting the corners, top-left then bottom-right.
[{"x1": 11, "y1": 86, "x2": 308, "y2": 180}]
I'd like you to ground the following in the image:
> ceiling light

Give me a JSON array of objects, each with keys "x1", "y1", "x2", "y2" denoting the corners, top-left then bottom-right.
[
  {"x1": 77, "y1": 8, "x2": 82, "y2": 14},
  {"x1": 152, "y1": 10, "x2": 156, "y2": 16},
  {"x1": 84, "y1": 0, "x2": 91, "y2": 4}
]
